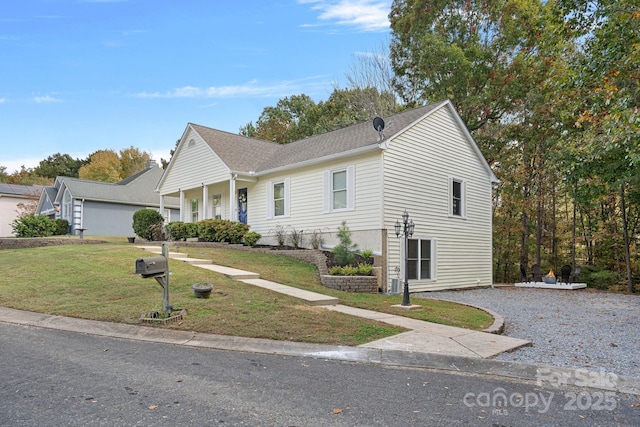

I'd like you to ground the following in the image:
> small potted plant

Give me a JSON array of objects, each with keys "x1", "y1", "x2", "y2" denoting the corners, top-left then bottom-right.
[{"x1": 192, "y1": 282, "x2": 213, "y2": 298}]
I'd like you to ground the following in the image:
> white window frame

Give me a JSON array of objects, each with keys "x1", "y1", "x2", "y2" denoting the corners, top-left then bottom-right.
[
  {"x1": 63, "y1": 188, "x2": 72, "y2": 220},
  {"x1": 190, "y1": 198, "x2": 199, "y2": 223},
  {"x1": 323, "y1": 165, "x2": 355, "y2": 213},
  {"x1": 401, "y1": 237, "x2": 436, "y2": 281},
  {"x1": 266, "y1": 178, "x2": 290, "y2": 219},
  {"x1": 449, "y1": 177, "x2": 466, "y2": 218},
  {"x1": 211, "y1": 193, "x2": 223, "y2": 219}
]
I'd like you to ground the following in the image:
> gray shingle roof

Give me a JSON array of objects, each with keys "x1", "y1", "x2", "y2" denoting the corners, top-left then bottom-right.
[
  {"x1": 0, "y1": 183, "x2": 42, "y2": 197},
  {"x1": 190, "y1": 102, "x2": 447, "y2": 174},
  {"x1": 55, "y1": 167, "x2": 179, "y2": 207}
]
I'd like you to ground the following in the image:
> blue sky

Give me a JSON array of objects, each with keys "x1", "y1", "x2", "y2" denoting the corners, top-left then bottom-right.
[{"x1": 1, "y1": 0, "x2": 391, "y2": 174}]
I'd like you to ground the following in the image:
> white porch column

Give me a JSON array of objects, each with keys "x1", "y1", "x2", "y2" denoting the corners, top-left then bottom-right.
[
  {"x1": 229, "y1": 174, "x2": 237, "y2": 221},
  {"x1": 202, "y1": 184, "x2": 208, "y2": 220},
  {"x1": 179, "y1": 189, "x2": 184, "y2": 222},
  {"x1": 159, "y1": 194, "x2": 165, "y2": 220}
]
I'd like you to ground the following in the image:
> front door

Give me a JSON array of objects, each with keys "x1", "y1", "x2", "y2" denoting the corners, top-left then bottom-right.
[{"x1": 238, "y1": 188, "x2": 248, "y2": 224}]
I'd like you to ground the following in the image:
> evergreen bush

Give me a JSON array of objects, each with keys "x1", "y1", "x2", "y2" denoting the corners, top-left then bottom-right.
[
  {"x1": 243, "y1": 231, "x2": 262, "y2": 246},
  {"x1": 11, "y1": 214, "x2": 57, "y2": 237},
  {"x1": 132, "y1": 209, "x2": 164, "y2": 241},
  {"x1": 53, "y1": 219, "x2": 69, "y2": 235},
  {"x1": 332, "y1": 221, "x2": 358, "y2": 266}
]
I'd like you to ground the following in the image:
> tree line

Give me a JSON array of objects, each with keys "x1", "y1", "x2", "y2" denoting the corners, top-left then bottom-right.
[{"x1": 0, "y1": 147, "x2": 156, "y2": 186}]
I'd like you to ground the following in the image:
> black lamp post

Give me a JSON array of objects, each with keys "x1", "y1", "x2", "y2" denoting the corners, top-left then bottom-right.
[{"x1": 395, "y1": 210, "x2": 415, "y2": 306}]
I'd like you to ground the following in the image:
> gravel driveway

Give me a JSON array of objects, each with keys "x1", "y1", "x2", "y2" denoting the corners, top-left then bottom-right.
[{"x1": 415, "y1": 287, "x2": 640, "y2": 378}]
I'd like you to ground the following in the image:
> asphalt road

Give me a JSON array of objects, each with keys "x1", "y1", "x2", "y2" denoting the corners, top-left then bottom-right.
[{"x1": 2, "y1": 323, "x2": 638, "y2": 426}]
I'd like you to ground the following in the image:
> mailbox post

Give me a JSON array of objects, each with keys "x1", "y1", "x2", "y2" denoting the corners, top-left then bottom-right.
[{"x1": 135, "y1": 243, "x2": 172, "y2": 316}]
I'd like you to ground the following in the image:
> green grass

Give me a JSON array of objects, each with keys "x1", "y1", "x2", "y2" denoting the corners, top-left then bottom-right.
[
  {"x1": 176, "y1": 245, "x2": 494, "y2": 330},
  {"x1": 0, "y1": 238, "x2": 493, "y2": 346}
]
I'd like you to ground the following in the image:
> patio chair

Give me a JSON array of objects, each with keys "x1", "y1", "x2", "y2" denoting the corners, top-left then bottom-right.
[
  {"x1": 571, "y1": 265, "x2": 582, "y2": 283},
  {"x1": 560, "y1": 265, "x2": 572, "y2": 284},
  {"x1": 520, "y1": 264, "x2": 529, "y2": 282},
  {"x1": 531, "y1": 264, "x2": 542, "y2": 282}
]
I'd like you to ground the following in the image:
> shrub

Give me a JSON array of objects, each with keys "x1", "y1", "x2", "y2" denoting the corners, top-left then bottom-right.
[
  {"x1": 243, "y1": 231, "x2": 262, "y2": 246},
  {"x1": 53, "y1": 219, "x2": 69, "y2": 235},
  {"x1": 195, "y1": 219, "x2": 249, "y2": 243},
  {"x1": 197, "y1": 219, "x2": 219, "y2": 242},
  {"x1": 271, "y1": 224, "x2": 288, "y2": 247},
  {"x1": 11, "y1": 214, "x2": 57, "y2": 237},
  {"x1": 586, "y1": 269, "x2": 619, "y2": 290},
  {"x1": 332, "y1": 221, "x2": 358, "y2": 266},
  {"x1": 340, "y1": 265, "x2": 358, "y2": 276},
  {"x1": 310, "y1": 229, "x2": 323, "y2": 249},
  {"x1": 357, "y1": 263, "x2": 373, "y2": 276},
  {"x1": 289, "y1": 227, "x2": 304, "y2": 249},
  {"x1": 329, "y1": 266, "x2": 344, "y2": 275},
  {"x1": 166, "y1": 221, "x2": 198, "y2": 241},
  {"x1": 132, "y1": 209, "x2": 164, "y2": 241}
]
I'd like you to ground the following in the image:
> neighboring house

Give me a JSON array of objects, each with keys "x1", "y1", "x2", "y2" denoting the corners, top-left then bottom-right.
[
  {"x1": 36, "y1": 163, "x2": 180, "y2": 236},
  {"x1": 0, "y1": 183, "x2": 42, "y2": 237},
  {"x1": 157, "y1": 100, "x2": 498, "y2": 292}
]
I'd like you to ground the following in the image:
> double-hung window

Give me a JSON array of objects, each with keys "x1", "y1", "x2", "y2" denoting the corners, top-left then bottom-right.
[
  {"x1": 406, "y1": 238, "x2": 435, "y2": 280},
  {"x1": 324, "y1": 165, "x2": 355, "y2": 212},
  {"x1": 267, "y1": 178, "x2": 290, "y2": 218},
  {"x1": 211, "y1": 194, "x2": 222, "y2": 219},
  {"x1": 449, "y1": 177, "x2": 465, "y2": 218},
  {"x1": 191, "y1": 199, "x2": 199, "y2": 222}
]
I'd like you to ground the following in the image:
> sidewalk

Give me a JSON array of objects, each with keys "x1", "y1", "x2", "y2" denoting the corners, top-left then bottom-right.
[{"x1": 136, "y1": 245, "x2": 530, "y2": 359}]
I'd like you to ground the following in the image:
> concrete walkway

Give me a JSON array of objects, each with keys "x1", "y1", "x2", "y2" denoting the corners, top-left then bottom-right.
[{"x1": 136, "y1": 245, "x2": 530, "y2": 359}]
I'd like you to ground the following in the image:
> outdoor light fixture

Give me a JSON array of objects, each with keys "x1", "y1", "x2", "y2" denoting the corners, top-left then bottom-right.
[{"x1": 395, "y1": 210, "x2": 415, "y2": 306}]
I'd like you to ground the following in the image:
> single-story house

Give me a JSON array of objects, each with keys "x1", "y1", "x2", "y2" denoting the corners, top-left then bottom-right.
[
  {"x1": 0, "y1": 183, "x2": 42, "y2": 237},
  {"x1": 156, "y1": 100, "x2": 498, "y2": 292},
  {"x1": 36, "y1": 162, "x2": 180, "y2": 236}
]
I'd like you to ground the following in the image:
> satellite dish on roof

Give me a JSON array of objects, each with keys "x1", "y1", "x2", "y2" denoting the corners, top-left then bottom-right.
[
  {"x1": 373, "y1": 117, "x2": 385, "y2": 141},
  {"x1": 373, "y1": 117, "x2": 385, "y2": 132}
]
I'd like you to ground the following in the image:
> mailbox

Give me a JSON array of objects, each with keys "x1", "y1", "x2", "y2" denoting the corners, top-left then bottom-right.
[{"x1": 135, "y1": 256, "x2": 167, "y2": 277}]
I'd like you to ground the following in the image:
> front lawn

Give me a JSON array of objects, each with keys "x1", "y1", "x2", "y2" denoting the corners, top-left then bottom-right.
[{"x1": 0, "y1": 239, "x2": 493, "y2": 345}]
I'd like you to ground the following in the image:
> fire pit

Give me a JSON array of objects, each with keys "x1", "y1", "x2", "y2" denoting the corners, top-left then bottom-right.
[{"x1": 542, "y1": 268, "x2": 556, "y2": 284}]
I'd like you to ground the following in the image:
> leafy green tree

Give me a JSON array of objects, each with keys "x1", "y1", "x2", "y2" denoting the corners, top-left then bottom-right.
[
  {"x1": 5, "y1": 166, "x2": 52, "y2": 186},
  {"x1": 119, "y1": 146, "x2": 152, "y2": 178},
  {"x1": 240, "y1": 88, "x2": 401, "y2": 144},
  {"x1": 240, "y1": 94, "x2": 318, "y2": 144},
  {"x1": 389, "y1": 0, "x2": 546, "y2": 132},
  {"x1": 78, "y1": 150, "x2": 122, "y2": 182},
  {"x1": 557, "y1": 0, "x2": 639, "y2": 291},
  {"x1": 33, "y1": 153, "x2": 85, "y2": 179}
]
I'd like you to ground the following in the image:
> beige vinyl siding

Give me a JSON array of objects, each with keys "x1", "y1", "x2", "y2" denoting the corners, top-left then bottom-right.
[
  {"x1": 383, "y1": 105, "x2": 493, "y2": 291},
  {"x1": 159, "y1": 129, "x2": 231, "y2": 195},
  {"x1": 248, "y1": 151, "x2": 385, "y2": 252}
]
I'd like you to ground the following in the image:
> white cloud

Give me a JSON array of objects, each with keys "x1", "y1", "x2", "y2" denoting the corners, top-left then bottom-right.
[
  {"x1": 299, "y1": 0, "x2": 391, "y2": 32},
  {"x1": 2, "y1": 158, "x2": 43, "y2": 174},
  {"x1": 33, "y1": 95, "x2": 63, "y2": 103},
  {"x1": 135, "y1": 77, "x2": 329, "y2": 100}
]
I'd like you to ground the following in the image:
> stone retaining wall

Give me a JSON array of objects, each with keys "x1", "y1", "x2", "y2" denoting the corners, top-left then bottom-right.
[
  {"x1": 168, "y1": 242, "x2": 385, "y2": 292},
  {"x1": 0, "y1": 238, "x2": 106, "y2": 249},
  {"x1": 319, "y1": 274, "x2": 379, "y2": 293}
]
